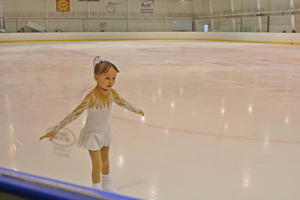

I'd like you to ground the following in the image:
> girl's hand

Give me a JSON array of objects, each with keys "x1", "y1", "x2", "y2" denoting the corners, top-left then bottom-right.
[
  {"x1": 39, "y1": 131, "x2": 56, "y2": 141},
  {"x1": 137, "y1": 110, "x2": 145, "y2": 116}
]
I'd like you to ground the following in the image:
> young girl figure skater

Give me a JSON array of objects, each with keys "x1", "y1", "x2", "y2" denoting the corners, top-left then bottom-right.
[{"x1": 40, "y1": 56, "x2": 144, "y2": 192}]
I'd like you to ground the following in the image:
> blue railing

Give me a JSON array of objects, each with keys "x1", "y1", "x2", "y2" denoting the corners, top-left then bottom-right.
[{"x1": 0, "y1": 167, "x2": 140, "y2": 200}]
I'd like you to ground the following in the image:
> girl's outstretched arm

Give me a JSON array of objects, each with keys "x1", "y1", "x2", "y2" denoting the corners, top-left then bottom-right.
[
  {"x1": 111, "y1": 89, "x2": 144, "y2": 116},
  {"x1": 39, "y1": 92, "x2": 91, "y2": 140}
]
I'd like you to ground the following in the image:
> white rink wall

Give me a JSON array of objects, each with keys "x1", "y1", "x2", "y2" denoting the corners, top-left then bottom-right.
[
  {"x1": 2, "y1": 0, "x2": 299, "y2": 32},
  {"x1": 0, "y1": 32, "x2": 300, "y2": 44}
]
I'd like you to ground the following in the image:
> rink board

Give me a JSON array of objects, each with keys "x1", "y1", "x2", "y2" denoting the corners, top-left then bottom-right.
[{"x1": 0, "y1": 167, "x2": 139, "y2": 200}]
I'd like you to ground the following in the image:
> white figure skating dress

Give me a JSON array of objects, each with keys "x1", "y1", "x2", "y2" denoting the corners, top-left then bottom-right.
[{"x1": 49, "y1": 87, "x2": 140, "y2": 150}]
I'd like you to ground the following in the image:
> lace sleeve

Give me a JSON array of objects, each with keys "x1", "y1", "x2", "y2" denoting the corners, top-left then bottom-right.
[
  {"x1": 111, "y1": 89, "x2": 139, "y2": 113},
  {"x1": 49, "y1": 92, "x2": 91, "y2": 133}
]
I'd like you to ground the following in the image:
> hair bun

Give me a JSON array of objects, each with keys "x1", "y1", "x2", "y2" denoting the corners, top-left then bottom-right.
[{"x1": 93, "y1": 56, "x2": 109, "y2": 67}]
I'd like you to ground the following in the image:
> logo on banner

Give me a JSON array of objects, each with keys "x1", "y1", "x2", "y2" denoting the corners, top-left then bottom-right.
[
  {"x1": 106, "y1": 2, "x2": 117, "y2": 14},
  {"x1": 106, "y1": 2, "x2": 122, "y2": 14},
  {"x1": 140, "y1": 0, "x2": 154, "y2": 13},
  {"x1": 56, "y1": 0, "x2": 70, "y2": 12}
]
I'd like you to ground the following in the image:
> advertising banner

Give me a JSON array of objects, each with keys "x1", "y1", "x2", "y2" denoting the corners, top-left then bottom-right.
[{"x1": 56, "y1": 0, "x2": 70, "y2": 12}]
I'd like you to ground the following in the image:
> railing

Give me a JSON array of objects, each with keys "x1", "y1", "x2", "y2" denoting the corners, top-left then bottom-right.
[
  {"x1": 195, "y1": 5, "x2": 300, "y2": 19},
  {"x1": 0, "y1": 167, "x2": 138, "y2": 200},
  {"x1": 3, "y1": 11, "x2": 193, "y2": 18}
]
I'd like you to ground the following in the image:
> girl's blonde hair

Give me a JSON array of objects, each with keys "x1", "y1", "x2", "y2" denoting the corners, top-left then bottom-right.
[{"x1": 94, "y1": 61, "x2": 119, "y2": 75}]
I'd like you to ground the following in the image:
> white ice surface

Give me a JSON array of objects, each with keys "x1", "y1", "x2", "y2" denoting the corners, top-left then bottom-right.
[{"x1": 1, "y1": 40, "x2": 300, "y2": 200}]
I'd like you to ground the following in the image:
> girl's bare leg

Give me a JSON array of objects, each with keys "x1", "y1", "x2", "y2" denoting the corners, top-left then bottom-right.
[
  {"x1": 100, "y1": 146, "x2": 116, "y2": 192},
  {"x1": 100, "y1": 146, "x2": 110, "y2": 174},
  {"x1": 89, "y1": 150, "x2": 102, "y2": 184}
]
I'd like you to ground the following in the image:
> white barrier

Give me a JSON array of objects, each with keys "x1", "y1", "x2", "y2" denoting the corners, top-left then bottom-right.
[{"x1": 0, "y1": 32, "x2": 299, "y2": 44}]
